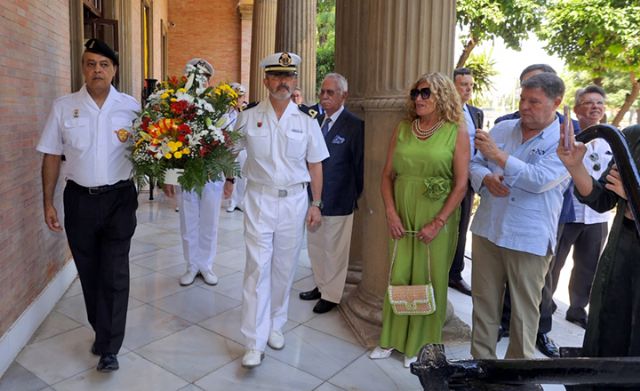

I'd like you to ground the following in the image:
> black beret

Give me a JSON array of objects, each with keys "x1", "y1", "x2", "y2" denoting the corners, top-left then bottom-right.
[{"x1": 84, "y1": 38, "x2": 119, "y2": 66}]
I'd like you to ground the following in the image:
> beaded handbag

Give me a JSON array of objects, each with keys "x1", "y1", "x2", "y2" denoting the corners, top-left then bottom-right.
[{"x1": 387, "y1": 232, "x2": 436, "y2": 315}]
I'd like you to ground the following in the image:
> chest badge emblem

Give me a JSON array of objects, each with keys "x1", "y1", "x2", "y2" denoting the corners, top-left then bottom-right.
[{"x1": 115, "y1": 128, "x2": 130, "y2": 143}]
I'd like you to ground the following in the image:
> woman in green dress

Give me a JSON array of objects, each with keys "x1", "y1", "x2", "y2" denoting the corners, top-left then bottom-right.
[{"x1": 370, "y1": 72, "x2": 470, "y2": 367}]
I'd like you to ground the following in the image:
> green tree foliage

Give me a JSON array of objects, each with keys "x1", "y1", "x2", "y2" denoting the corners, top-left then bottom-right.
[
  {"x1": 316, "y1": 0, "x2": 335, "y2": 93},
  {"x1": 539, "y1": 0, "x2": 640, "y2": 126},
  {"x1": 456, "y1": 0, "x2": 547, "y2": 68},
  {"x1": 464, "y1": 50, "x2": 498, "y2": 108}
]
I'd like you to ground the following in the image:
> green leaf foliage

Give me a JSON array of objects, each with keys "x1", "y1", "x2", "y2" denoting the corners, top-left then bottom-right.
[
  {"x1": 539, "y1": 0, "x2": 640, "y2": 77},
  {"x1": 316, "y1": 0, "x2": 336, "y2": 90},
  {"x1": 457, "y1": 0, "x2": 548, "y2": 50}
]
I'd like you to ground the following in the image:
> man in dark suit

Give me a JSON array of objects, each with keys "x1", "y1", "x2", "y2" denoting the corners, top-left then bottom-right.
[
  {"x1": 299, "y1": 73, "x2": 364, "y2": 313},
  {"x1": 449, "y1": 67, "x2": 483, "y2": 297}
]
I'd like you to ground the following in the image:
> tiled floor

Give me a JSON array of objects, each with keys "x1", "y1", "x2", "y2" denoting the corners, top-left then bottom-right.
[{"x1": 0, "y1": 192, "x2": 586, "y2": 391}]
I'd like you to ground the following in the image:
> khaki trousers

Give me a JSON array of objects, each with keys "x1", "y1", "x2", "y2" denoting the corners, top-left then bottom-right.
[
  {"x1": 306, "y1": 214, "x2": 354, "y2": 303},
  {"x1": 471, "y1": 234, "x2": 551, "y2": 359}
]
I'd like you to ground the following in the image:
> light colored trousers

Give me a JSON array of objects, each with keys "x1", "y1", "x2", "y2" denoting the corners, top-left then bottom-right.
[
  {"x1": 241, "y1": 184, "x2": 307, "y2": 351},
  {"x1": 307, "y1": 214, "x2": 353, "y2": 303},
  {"x1": 471, "y1": 234, "x2": 551, "y2": 359},
  {"x1": 178, "y1": 181, "x2": 223, "y2": 273}
]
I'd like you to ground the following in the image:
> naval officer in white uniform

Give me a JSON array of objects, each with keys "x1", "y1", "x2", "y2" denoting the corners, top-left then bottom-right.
[
  {"x1": 162, "y1": 58, "x2": 224, "y2": 287},
  {"x1": 235, "y1": 52, "x2": 329, "y2": 368}
]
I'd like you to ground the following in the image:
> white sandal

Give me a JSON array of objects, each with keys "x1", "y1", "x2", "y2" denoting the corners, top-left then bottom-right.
[
  {"x1": 368, "y1": 346, "x2": 393, "y2": 359},
  {"x1": 403, "y1": 355, "x2": 417, "y2": 368}
]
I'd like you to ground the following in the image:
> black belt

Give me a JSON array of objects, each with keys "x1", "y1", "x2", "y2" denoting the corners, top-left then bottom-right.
[{"x1": 67, "y1": 179, "x2": 133, "y2": 195}]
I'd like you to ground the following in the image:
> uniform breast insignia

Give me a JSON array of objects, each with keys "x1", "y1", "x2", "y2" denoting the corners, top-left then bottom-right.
[
  {"x1": 73, "y1": 109, "x2": 80, "y2": 118},
  {"x1": 298, "y1": 104, "x2": 318, "y2": 119},
  {"x1": 115, "y1": 128, "x2": 131, "y2": 143}
]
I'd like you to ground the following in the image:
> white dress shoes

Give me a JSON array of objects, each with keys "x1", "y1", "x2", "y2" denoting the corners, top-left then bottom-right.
[
  {"x1": 368, "y1": 346, "x2": 393, "y2": 359},
  {"x1": 200, "y1": 269, "x2": 218, "y2": 285},
  {"x1": 267, "y1": 330, "x2": 285, "y2": 350},
  {"x1": 241, "y1": 349, "x2": 264, "y2": 368},
  {"x1": 404, "y1": 355, "x2": 417, "y2": 368},
  {"x1": 179, "y1": 269, "x2": 198, "y2": 286}
]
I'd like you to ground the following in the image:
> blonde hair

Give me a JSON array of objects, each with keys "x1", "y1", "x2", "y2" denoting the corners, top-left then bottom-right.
[{"x1": 406, "y1": 72, "x2": 463, "y2": 124}]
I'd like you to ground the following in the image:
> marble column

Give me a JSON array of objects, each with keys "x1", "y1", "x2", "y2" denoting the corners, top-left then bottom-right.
[
  {"x1": 237, "y1": 0, "x2": 254, "y2": 90},
  {"x1": 249, "y1": 0, "x2": 276, "y2": 101},
  {"x1": 335, "y1": 0, "x2": 467, "y2": 347},
  {"x1": 274, "y1": 0, "x2": 317, "y2": 104}
]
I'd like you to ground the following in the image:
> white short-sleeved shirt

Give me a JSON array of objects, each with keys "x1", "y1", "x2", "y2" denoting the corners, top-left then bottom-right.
[
  {"x1": 37, "y1": 85, "x2": 140, "y2": 187},
  {"x1": 235, "y1": 100, "x2": 329, "y2": 187}
]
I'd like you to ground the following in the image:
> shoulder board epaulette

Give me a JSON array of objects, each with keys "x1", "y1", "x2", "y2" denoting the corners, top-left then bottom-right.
[
  {"x1": 241, "y1": 101, "x2": 259, "y2": 111},
  {"x1": 298, "y1": 104, "x2": 318, "y2": 119}
]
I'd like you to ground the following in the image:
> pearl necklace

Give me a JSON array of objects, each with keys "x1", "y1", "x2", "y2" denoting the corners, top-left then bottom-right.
[{"x1": 412, "y1": 118, "x2": 443, "y2": 139}]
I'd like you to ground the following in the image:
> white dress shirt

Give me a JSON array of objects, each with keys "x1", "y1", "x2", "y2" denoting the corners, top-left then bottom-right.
[
  {"x1": 235, "y1": 99, "x2": 329, "y2": 187},
  {"x1": 37, "y1": 85, "x2": 140, "y2": 187}
]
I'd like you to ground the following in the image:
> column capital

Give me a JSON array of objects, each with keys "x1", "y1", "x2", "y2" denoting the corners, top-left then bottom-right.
[{"x1": 237, "y1": 0, "x2": 253, "y2": 20}]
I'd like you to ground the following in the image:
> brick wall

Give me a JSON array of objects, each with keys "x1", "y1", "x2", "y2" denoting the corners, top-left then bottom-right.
[
  {"x1": 0, "y1": 0, "x2": 71, "y2": 336},
  {"x1": 167, "y1": 0, "x2": 242, "y2": 86}
]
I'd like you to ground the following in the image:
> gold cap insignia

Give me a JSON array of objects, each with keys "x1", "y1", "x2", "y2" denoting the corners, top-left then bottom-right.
[{"x1": 279, "y1": 52, "x2": 292, "y2": 66}]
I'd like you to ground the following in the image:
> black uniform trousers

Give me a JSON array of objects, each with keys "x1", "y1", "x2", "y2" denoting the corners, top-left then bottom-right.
[
  {"x1": 449, "y1": 186, "x2": 474, "y2": 281},
  {"x1": 550, "y1": 221, "x2": 608, "y2": 319},
  {"x1": 64, "y1": 180, "x2": 137, "y2": 355}
]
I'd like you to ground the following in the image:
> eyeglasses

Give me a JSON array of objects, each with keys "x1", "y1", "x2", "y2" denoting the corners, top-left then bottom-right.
[
  {"x1": 410, "y1": 87, "x2": 431, "y2": 100},
  {"x1": 319, "y1": 89, "x2": 336, "y2": 97}
]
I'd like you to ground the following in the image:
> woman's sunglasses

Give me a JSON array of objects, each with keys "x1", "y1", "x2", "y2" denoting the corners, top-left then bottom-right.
[{"x1": 410, "y1": 87, "x2": 431, "y2": 100}]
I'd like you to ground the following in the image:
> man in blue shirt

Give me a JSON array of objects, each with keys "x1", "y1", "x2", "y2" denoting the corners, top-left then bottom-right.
[
  {"x1": 469, "y1": 73, "x2": 569, "y2": 359},
  {"x1": 496, "y1": 64, "x2": 579, "y2": 358}
]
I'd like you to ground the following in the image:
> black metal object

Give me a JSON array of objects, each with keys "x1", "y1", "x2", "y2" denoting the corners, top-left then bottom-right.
[
  {"x1": 411, "y1": 344, "x2": 640, "y2": 390},
  {"x1": 576, "y1": 124, "x2": 640, "y2": 234},
  {"x1": 410, "y1": 125, "x2": 640, "y2": 390}
]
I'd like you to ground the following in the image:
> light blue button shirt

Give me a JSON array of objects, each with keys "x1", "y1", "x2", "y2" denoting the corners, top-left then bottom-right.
[
  {"x1": 469, "y1": 118, "x2": 569, "y2": 256},
  {"x1": 463, "y1": 104, "x2": 476, "y2": 153}
]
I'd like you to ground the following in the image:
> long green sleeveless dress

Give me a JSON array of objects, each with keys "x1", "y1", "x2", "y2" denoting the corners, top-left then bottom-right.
[{"x1": 379, "y1": 120, "x2": 461, "y2": 357}]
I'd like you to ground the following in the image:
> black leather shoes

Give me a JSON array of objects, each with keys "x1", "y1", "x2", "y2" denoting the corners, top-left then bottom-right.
[
  {"x1": 536, "y1": 333, "x2": 559, "y2": 357},
  {"x1": 313, "y1": 299, "x2": 337, "y2": 314},
  {"x1": 566, "y1": 307, "x2": 588, "y2": 329},
  {"x1": 97, "y1": 354, "x2": 119, "y2": 372},
  {"x1": 497, "y1": 326, "x2": 510, "y2": 342},
  {"x1": 566, "y1": 314, "x2": 587, "y2": 329},
  {"x1": 448, "y1": 278, "x2": 472, "y2": 296},
  {"x1": 299, "y1": 287, "x2": 321, "y2": 301}
]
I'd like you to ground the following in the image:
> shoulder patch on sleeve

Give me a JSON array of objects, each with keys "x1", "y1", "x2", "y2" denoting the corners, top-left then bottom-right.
[
  {"x1": 298, "y1": 104, "x2": 318, "y2": 119},
  {"x1": 242, "y1": 101, "x2": 259, "y2": 111}
]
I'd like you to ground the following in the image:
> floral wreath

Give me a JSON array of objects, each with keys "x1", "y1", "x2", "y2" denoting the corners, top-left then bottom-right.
[{"x1": 130, "y1": 62, "x2": 242, "y2": 194}]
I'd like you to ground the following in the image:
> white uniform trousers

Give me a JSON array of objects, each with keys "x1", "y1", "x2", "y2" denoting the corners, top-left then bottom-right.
[
  {"x1": 230, "y1": 150, "x2": 247, "y2": 209},
  {"x1": 241, "y1": 185, "x2": 308, "y2": 351},
  {"x1": 306, "y1": 213, "x2": 354, "y2": 303},
  {"x1": 179, "y1": 180, "x2": 223, "y2": 273}
]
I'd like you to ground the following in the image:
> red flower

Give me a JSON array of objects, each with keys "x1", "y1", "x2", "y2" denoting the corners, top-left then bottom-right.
[{"x1": 170, "y1": 101, "x2": 189, "y2": 115}]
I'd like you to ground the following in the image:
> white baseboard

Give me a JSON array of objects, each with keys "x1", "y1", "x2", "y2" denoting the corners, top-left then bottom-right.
[{"x1": 0, "y1": 260, "x2": 77, "y2": 378}]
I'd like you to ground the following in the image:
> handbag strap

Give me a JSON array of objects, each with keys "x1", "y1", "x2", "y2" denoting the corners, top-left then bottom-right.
[{"x1": 388, "y1": 230, "x2": 432, "y2": 287}]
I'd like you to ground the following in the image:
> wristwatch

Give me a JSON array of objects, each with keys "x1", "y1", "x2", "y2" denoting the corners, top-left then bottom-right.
[{"x1": 311, "y1": 200, "x2": 323, "y2": 209}]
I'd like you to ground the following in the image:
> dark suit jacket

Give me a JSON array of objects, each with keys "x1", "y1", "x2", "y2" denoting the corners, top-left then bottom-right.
[
  {"x1": 467, "y1": 104, "x2": 484, "y2": 130},
  {"x1": 314, "y1": 108, "x2": 364, "y2": 216}
]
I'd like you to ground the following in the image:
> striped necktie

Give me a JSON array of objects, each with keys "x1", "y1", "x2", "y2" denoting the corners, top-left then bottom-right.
[{"x1": 321, "y1": 117, "x2": 332, "y2": 136}]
